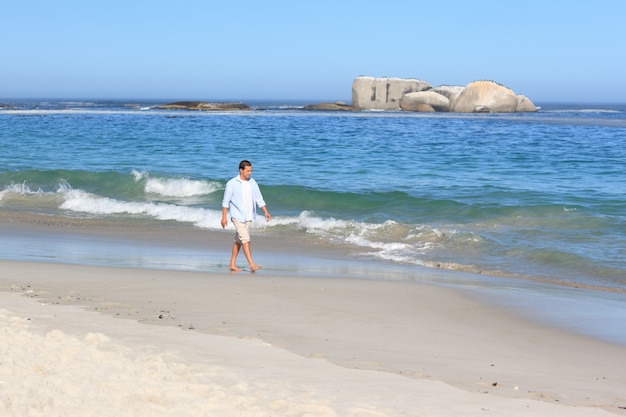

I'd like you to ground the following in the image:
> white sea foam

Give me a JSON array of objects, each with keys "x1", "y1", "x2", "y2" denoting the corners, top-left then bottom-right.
[
  {"x1": 60, "y1": 189, "x2": 222, "y2": 227},
  {"x1": 1, "y1": 183, "x2": 41, "y2": 195},
  {"x1": 293, "y1": 211, "x2": 487, "y2": 269},
  {"x1": 0, "y1": 183, "x2": 47, "y2": 202},
  {"x1": 58, "y1": 188, "x2": 297, "y2": 231},
  {"x1": 57, "y1": 196, "x2": 440, "y2": 262},
  {"x1": 144, "y1": 177, "x2": 221, "y2": 198},
  {"x1": 132, "y1": 170, "x2": 222, "y2": 198},
  {"x1": 297, "y1": 211, "x2": 352, "y2": 231},
  {"x1": 296, "y1": 211, "x2": 437, "y2": 261},
  {"x1": 544, "y1": 108, "x2": 622, "y2": 114}
]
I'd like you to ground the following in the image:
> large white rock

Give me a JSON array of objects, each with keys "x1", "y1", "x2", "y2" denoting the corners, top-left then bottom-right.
[
  {"x1": 400, "y1": 91, "x2": 451, "y2": 112},
  {"x1": 450, "y1": 80, "x2": 519, "y2": 113},
  {"x1": 352, "y1": 76, "x2": 432, "y2": 110},
  {"x1": 431, "y1": 85, "x2": 465, "y2": 104},
  {"x1": 515, "y1": 95, "x2": 538, "y2": 112}
]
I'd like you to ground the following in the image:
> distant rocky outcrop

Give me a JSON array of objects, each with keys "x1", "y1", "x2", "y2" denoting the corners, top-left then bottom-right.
[
  {"x1": 450, "y1": 81, "x2": 518, "y2": 113},
  {"x1": 302, "y1": 101, "x2": 358, "y2": 111},
  {"x1": 400, "y1": 91, "x2": 450, "y2": 112},
  {"x1": 155, "y1": 101, "x2": 250, "y2": 111},
  {"x1": 431, "y1": 85, "x2": 465, "y2": 103},
  {"x1": 352, "y1": 76, "x2": 537, "y2": 113},
  {"x1": 352, "y1": 77, "x2": 432, "y2": 110},
  {"x1": 515, "y1": 95, "x2": 538, "y2": 112}
]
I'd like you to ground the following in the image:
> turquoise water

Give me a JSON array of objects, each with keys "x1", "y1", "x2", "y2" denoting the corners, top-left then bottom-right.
[{"x1": 1, "y1": 100, "x2": 625, "y2": 292}]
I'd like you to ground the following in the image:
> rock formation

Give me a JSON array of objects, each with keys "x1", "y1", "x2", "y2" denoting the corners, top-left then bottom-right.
[
  {"x1": 431, "y1": 86, "x2": 465, "y2": 104},
  {"x1": 155, "y1": 101, "x2": 250, "y2": 111},
  {"x1": 450, "y1": 81, "x2": 518, "y2": 113},
  {"x1": 400, "y1": 91, "x2": 451, "y2": 112},
  {"x1": 302, "y1": 101, "x2": 357, "y2": 111},
  {"x1": 352, "y1": 76, "x2": 432, "y2": 110},
  {"x1": 515, "y1": 95, "x2": 537, "y2": 112},
  {"x1": 351, "y1": 76, "x2": 537, "y2": 113}
]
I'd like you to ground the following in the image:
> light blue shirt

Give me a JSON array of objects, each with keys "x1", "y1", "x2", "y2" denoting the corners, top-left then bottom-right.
[{"x1": 222, "y1": 175, "x2": 266, "y2": 222}]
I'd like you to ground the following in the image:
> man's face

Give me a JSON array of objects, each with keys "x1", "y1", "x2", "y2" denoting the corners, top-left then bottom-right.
[{"x1": 239, "y1": 165, "x2": 252, "y2": 181}]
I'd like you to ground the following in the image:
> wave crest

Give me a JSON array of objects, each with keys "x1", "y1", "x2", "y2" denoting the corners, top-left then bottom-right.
[{"x1": 132, "y1": 170, "x2": 222, "y2": 198}]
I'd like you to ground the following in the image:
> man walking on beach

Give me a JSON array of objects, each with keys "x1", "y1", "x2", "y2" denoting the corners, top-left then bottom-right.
[{"x1": 221, "y1": 160, "x2": 271, "y2": 272}]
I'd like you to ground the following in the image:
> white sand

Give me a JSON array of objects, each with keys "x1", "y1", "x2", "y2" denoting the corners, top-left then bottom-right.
[{"x1": 1, "y1": 260, "x2": 625, "y2": 417}]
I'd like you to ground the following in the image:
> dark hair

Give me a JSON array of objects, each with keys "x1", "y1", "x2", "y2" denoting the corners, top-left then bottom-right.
[{"x1": 239, "y1": 160, "x2": 252, "y2": 170}]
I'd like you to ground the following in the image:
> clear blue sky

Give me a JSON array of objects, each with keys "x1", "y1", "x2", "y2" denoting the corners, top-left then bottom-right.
[{"x1": 3, "y1": 1, "x2": 625, "y2": 103}]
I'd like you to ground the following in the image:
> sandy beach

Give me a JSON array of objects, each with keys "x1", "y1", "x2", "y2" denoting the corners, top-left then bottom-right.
[{"x1": 1, "y1": 218, "x2": 626, "y2": 416}]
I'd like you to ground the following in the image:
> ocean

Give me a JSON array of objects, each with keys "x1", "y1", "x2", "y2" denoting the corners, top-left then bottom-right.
[{"x1": 1, "y1": 99, "x2": 626, "y2": 342}]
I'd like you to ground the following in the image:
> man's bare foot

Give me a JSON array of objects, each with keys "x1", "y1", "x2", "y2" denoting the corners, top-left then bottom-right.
[
  {"x1": 229, "y1": 265, "x2": 242, "y2": 272},
  {"x1": 250, "y1": 264, "x2": 262, "y2": 273}
]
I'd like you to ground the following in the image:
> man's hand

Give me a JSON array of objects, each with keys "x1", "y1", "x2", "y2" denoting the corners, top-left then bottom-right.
[
  {"x1": 262, "y1": 207, "x2": 271, "y2": 222},
  {"x1": 221, "y1": 207, "x2": 228, "y2": 228}
]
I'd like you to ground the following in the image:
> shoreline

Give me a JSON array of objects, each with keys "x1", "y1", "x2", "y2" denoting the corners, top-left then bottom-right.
[
  {"x1": 2, "y1": 210, "x2": 626, "y2": 346},
  {"x1": 3, "y1": 209, "x2": 625, "y2": 287}
]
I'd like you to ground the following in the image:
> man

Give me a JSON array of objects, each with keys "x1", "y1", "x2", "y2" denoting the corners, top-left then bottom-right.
[{"x1": 221, "y1": 160, "x2": 271, "y2": 272}]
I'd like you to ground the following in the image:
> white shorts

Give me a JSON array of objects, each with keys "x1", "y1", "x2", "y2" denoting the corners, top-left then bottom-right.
[{"x1": 232, "y1": 218, "x2": 252, "y2": 244}]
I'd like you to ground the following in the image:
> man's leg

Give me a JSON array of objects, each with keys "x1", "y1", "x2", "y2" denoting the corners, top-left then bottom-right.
[
  {"x1": 242, "y1": 241, "x2": 261, "y2": 272},
  {"x1": 231, "y1": 219, "x2": 260, "y2": 272},
  {"x1": 229, "y1": 241, "x2": 242, "y2": 272}
]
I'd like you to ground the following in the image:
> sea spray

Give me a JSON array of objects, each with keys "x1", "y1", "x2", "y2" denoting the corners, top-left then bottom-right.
[{"x1": 132, "y1": 170, "x2": 222, "y2": 198}]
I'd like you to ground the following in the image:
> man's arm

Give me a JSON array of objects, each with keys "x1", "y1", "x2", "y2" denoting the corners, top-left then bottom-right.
[
  {"x1": 260, "y1": 205, "x2": 270, "y2": 222},
  {"x1": 221, "y1": 207, "x2": 229, "y2": 228},
  {"x1": 221, "y1": 179, "x2": 233, "y2": 228}
]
